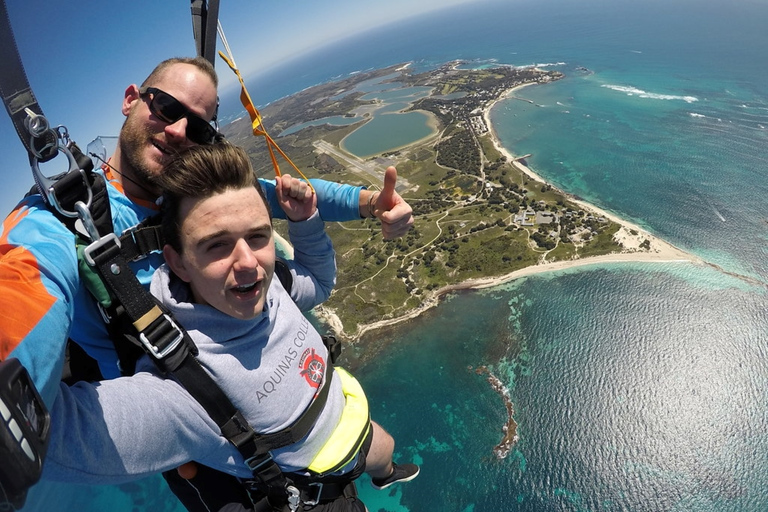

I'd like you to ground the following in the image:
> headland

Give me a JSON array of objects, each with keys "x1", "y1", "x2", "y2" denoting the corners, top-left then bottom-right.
[
  {"x1": 223, "y1": 59, "x2": 703, "y2": 457},
  {"x1": 223, "y1": 60, "x2": 701, "y2": 342}
]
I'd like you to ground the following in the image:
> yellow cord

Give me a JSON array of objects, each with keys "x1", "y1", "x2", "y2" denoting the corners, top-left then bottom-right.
[{"x1": 217, "y1": 35, "x2": 315, "y2": 194}]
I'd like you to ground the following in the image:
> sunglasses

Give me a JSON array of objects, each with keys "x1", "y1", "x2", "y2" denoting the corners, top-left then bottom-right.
[{"x1": 139, "y1": 86, "x2": 218, "y2": 145}]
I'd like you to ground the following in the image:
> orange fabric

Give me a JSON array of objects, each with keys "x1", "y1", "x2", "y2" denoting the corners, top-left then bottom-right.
[
  {"x1": 103, "y1": 162, "x2": 159, "y2": 211},
  {"x1": 0, "y1": 207, "x2": 57, "y2": 359},
  {"x1": 103, "y1": 163, "x2": 125, "y2": 194}
]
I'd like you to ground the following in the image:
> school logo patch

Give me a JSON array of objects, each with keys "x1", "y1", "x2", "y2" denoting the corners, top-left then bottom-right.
[{"x1": 299, "y1": 348, "x2": 325, "y2": 389}]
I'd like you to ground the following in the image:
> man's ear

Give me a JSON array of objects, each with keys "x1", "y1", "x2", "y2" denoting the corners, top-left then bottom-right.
[
  {"x1": 163, "y1": 245, "x2": 192, "y2": 283},
  {"x1": 122, "y1": 84, "x2": 141, "y2": 116}
]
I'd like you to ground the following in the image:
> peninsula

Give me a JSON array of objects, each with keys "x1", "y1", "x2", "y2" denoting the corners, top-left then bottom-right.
[{"x1": 223, "y1": 61, "x2": 699, "y2": 342}]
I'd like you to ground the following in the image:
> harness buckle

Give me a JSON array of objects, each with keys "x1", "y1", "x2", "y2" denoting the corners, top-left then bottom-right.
[
  {"x1": 82, "y1": 233, "x2": 121, "y2": 267},
  {"x1": 30, "y1": 123, "x2": 93, "y2": 219},
  {"x1": 139, "y1": 314, "x2": 184, "y2": 360},
  {"x1": 244, "y1": 452, "x2": 274, "y2": 472},
  {"x1": 286, "y1": 485, "x2": 301, "y2": 512},
  {"x1": 74, "y1": 201, "x2": 100, "y2": 242},
  {"x1": 23, "y1": 109, "x2": 57, "y2": 159},
  {"x1": 303, "y1": 482, "x2": 324, "y2": 507}
]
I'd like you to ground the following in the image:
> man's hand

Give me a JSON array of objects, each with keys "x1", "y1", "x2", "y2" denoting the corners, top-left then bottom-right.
[
  {"x1": 275, "y1": 174, "x2": 317, "y2": 222},
  {"x1": 367, "y1": 167, "x2": 414, "y2": 240}
]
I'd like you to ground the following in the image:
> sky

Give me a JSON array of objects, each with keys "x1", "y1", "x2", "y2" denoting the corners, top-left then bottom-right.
[{"x1": 0, "y1": 0, "x2": 482, "y2": 212}]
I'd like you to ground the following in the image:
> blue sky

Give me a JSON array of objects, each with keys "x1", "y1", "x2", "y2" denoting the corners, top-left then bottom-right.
[{"x1": 0, "y1": 0, "x2": 481, "y2": 211}]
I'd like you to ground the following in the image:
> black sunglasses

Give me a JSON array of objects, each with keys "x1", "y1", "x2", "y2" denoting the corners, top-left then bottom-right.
[{"x1": 139, "y1": 86, "x2": 218, "y2": 144}]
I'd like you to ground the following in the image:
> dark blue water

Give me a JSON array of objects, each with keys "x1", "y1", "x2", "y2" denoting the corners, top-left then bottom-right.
[{"x1": 24, "y1": 0, "x2": 768, "y2": 510}]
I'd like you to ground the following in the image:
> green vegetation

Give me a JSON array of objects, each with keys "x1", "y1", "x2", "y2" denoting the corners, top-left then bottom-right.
[{"x1": 224, "y1": 62, "x2": 626, "y2": 339}]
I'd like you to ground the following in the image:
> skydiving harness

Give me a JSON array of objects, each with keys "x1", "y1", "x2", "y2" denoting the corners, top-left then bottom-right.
[{"x1": 0, "y1": 1, "x2": 367, "y2": 509}]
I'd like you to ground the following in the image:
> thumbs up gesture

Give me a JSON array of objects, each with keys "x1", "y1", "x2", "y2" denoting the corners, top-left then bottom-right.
[{"x1": 367, "y1": 166, "x2": 414, "y2": 240}]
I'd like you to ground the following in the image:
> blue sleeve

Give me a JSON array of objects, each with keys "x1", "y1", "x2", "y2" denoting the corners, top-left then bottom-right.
[
  {"x1": 1, "y1": 197, "x2": 80, "y2": 407},
  {"x1": 259, "y1": 178, "x2": 364, "y2": 222}
]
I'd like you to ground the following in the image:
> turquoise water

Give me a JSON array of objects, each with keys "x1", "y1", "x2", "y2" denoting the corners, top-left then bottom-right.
[
  {"x1": 25, "y1": 0, "x2": 768, "y2": 510},
  {"x1": 340, "y1": 86, "x2": 436, "y2": 158}
]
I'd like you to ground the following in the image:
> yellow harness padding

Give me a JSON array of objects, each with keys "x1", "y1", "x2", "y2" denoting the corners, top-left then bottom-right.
[{"x1": 308, "y1": 367, "x2": 371, "y2": 475}]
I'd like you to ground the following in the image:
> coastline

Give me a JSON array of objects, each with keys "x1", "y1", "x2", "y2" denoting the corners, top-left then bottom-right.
[
  {"x1": 328, "y1": 79, "x2": 703, "y2": 341},
  {"x1": 482, "y1": 83, "x2": 699, "y2": 262}
]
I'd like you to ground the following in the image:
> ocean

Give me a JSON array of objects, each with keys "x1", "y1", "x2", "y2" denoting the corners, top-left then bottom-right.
[{"x1": 23, "y1": 0, "x2": 768, "y2": 510}]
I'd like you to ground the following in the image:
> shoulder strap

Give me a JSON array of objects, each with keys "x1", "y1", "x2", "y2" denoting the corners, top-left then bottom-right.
[{"x1": 274, "y1": 258, "x2": 293, "y2": 294}]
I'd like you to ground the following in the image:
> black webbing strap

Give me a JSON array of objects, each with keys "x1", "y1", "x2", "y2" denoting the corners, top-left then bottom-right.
[
  {"x1": 117, "y1": 216, "x2": 165, "y2": 262},
  {"x1": 0, "y1": 0, "x2": 57, "y2": 162},
  {"x1": 190, "y1": 0, "x2": 220, "y2": 67}
]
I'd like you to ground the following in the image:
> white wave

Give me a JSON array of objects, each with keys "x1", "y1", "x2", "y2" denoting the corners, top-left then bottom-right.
[
  {"x1": 630, "y1": 50, "x2": 642, "y2": 54},
  {"x1": 710, "y1": 204, "x2": 726, "y2": 222},
  {"x1": 514, "y1": 62, "x2": 566, "y2": 70},
  {"x1": 602, "y1": 84, "x2": 698, "y2": 103},
  {"x1": 689, "y1": 112, "x2": 706, "y2": 118}
]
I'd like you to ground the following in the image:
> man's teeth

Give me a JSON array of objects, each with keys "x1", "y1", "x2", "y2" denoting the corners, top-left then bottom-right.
[
  {"x1": 234, "y1": 283, "x2": 257, "y2": 293},
  {"x1": 153, "y1": 142, "x2": 170, "y2": 155}
]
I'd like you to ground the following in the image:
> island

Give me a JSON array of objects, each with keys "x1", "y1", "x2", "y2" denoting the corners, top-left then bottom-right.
[
  {"x1": 223, "y1": 61, "x2": 698, "y2": 340},
  {"x1": 220, "y1": 61, "x2": 700, "y2": 456}
]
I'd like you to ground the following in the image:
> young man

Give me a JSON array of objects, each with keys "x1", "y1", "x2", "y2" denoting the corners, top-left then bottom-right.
[
  {"x1": 1, "y1": 56, "x2": 413, "y2": 403},
  {"x1": 41, "y1": 143, "x2": 419, "y2": 511}
]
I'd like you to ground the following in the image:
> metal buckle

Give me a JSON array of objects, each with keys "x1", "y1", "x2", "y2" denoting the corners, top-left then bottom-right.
[
  {"x1": 123, "y1": 223, "x2": 162, "y2": 262},
  {"x1": 139, "y1": 314, "x2": 184, "y2": 360},
  {"x1": 286, "y1": 485, "x2": 301, "y2": 512},
  {"x1": 82, "y1": 233, "x2": 121, "y2": 267},
  {"x1": 303, "y1": 482, "x2": 324, "y2": 507},
  {"x1": 244, "y1": 452, "x2": 274, "y2": 472},
  {"x1": 30, "y1": 138, "x2": 92, "y2": 220}
]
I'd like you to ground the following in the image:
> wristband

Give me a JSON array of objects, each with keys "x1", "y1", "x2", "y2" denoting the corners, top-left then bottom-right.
[{"x1": 367, "y1": 191, "x2": 380, "y2": 218}]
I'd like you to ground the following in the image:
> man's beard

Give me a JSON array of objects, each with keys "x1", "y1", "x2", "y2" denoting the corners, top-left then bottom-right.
[{"x1": 117, "y1": 112, "x2": 166, "y2": 195}]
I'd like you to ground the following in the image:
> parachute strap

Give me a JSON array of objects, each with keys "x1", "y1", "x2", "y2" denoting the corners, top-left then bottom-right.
[
  {"x1": 217, "y1": 25, "x2": 315, "y2": 194},
  {"x1": 0, "y1": 0, "x2": 56, "y2": 163}
]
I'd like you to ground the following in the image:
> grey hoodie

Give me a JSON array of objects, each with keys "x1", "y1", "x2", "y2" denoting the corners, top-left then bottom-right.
[{"x1": 42, "y1": 211, "x2": 350, "y2": 484}]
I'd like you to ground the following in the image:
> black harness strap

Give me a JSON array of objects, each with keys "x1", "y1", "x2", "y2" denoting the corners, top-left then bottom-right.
[
  {"x1": 0, "y1": 0, "x2": 56, "y2": 163},
  {"x1": 117, "y1": 215, "x2": 165, "y2": 262}
]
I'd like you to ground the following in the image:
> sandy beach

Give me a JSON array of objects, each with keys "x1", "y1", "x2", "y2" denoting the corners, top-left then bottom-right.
[
  {"x1": 329, "y1": 81, "x2": 703, "y2": 341},
  {"x1": 482, "y1": 84, "x2": 700, "y2": 262}
]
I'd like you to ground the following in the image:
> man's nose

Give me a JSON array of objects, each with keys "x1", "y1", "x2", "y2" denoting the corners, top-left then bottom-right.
[
  {"x1": 165, "y1": 117, "x2": 191, "y2": 145},
  {"x1": 232, "y1": 239, "x2": 258, "y2": 270}
]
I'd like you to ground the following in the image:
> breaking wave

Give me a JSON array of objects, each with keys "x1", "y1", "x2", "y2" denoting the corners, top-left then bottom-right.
[{"x1": 602, "y1": 84, "x2": 698, "y2": 103}]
